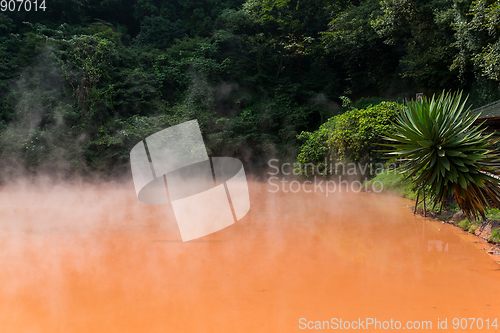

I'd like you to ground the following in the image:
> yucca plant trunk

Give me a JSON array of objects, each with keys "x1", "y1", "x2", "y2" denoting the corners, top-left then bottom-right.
[
  {"x1": 414, "y1": 190, "x2": 420, "y2": 214},
  {"x1": 423, "y1": 187, "x2": 426, "y2": 217}
]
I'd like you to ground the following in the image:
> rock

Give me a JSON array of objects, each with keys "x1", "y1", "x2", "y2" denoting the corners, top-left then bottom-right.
[
  {"x1": 475, "y1": 220, "x2": 500, "y2": 240},
  {"x1": 437, "y1": 211, "x2": 454, "y2": 221},
  {"x1": 451, "y1": 211, "x2": 466, "y2": 222},
  {"x1": 487, "y1": 244, "x2": 500, "y2": 255},
  {"x1": 475, "y1": 221, "x2": 492, "y2": 239}
]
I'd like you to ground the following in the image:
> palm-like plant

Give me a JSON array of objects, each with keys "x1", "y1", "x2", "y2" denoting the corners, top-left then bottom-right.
[{"x1": 384, "y1": 91, "x2": 500, "y2": 220}]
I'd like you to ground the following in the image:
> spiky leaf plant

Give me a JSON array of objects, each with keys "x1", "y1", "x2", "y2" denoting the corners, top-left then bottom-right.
[{"x1": 383, "y1": 91, "x2": 500, "y2": 220}]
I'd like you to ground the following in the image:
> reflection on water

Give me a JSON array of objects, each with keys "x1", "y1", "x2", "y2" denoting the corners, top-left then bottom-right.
[
  {"x1": 0, "y1": 181, "x2": 499, "y2": 332},
  {"x1": 428, "y1": 240, "x2": 449, "y2": 253}
]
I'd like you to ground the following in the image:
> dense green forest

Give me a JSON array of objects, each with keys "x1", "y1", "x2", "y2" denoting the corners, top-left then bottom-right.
[{"x1": 1, "y1": 0, "x2": 500, "y2": 180}]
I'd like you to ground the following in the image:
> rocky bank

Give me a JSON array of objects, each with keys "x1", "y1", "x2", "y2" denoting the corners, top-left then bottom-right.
[{"x1": 416, "y1": 209, "x2": 500, "y2": 256}]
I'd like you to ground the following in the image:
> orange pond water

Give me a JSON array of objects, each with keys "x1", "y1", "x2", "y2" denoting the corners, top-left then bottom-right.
[{"x1": 0, "y1": 180, "x2": 499, "y2": 332}]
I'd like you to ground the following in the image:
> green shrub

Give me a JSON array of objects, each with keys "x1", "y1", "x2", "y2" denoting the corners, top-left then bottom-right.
[
  {"x1": 490, "y1": 229, "x2": 500, "y2": 243},
  {"x1": 485, "y1": 208, "x2": 500, "y2": 220},
  {"x1": 457, "y1": 219, "x2": 472, "y2": 231},
  {"x1": 327, "y1": 101, "x2": 401, "y2": 163},
  {"x1": 469, "y1": 224, "x2": 479, "y2": 234},
  {"x1": 296, "y1": 101, "x2": 401, "y2": 176},
  {"x1": 296, "y1": 124, "x2": 332, "y2": 176}
]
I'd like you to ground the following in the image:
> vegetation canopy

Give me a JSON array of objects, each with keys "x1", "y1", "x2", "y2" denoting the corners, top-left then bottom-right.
[{"x1": 2, "y1": 0, "x2": 500, "y2": 179}]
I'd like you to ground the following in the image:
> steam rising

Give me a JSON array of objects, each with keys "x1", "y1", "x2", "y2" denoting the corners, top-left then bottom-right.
[
  {"x1": 0, "y1": 45, "x2": 89, "y2": 183},
  {"x1": 1, "y1": 180, "x2": 499, "y2": 332}
]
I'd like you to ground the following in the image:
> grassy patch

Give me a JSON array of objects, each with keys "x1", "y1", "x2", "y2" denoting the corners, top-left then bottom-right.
[
  {"x1": 485, "y1": 208, "x2": 500, "y2": 220},
  {"x1": 447, "y1": 203, "x2": 460, "y2": 214},
  {"x1": 489, "y1": 229, "x2": 500, "y2": 243},
  {"x1": 366, "y1": 170, "x2": 416, "y2": 200},
  {"x1": 367, "y1": 170, "x2": 462, "y2": 215},
  {"x1": 454, "y1": 219, "x2": 480, "y2": 234},
  {"x1": 469, "y1": 224, "x2": 479, "y2": 234},
  {"x1": 415, "y1": 200, "x2": 460, "y2": 215},
  {"x1": 457, "y1": 219, "x2": 472, "y2": 231},
  {"x1": 366, "y1": 170, "x2": 499, "y2": 222}
]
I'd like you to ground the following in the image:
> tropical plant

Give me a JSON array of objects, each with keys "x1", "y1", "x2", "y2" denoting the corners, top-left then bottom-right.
[{"x1": 384, "y1": 91, "x2": 500, "y2": 220}]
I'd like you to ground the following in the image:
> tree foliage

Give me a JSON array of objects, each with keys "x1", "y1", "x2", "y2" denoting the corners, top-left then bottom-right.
[
  {"x1": 1, "y1": 0, "x2": 500, "y2": 178},
  {"x1": 296, "y1": 101, "x2": 400, "y2": 176}
]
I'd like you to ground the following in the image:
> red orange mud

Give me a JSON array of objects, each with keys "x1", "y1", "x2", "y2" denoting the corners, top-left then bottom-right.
[{"x1": 0, "y1": 181, "x2": 499, "y2": 332}]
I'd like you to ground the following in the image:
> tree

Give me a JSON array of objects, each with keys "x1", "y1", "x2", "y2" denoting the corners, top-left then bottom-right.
[
  {"x1": 321, "y1": 0, "x2": 400, "y2": 94},
  {"x1": 451, "y1": 0, "x2": 500, "y2": 103},
  {"x1": 383, "y1": 91, "x2": 500, "y2": 220},
  {"x1": 371, "y1": 0, "x2": 460, "y2": 90}
]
